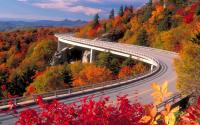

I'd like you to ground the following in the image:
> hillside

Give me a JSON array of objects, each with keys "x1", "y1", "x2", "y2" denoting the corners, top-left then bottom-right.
[
  {"x1": 76, "y1": 0, "x2": 200, "y2": 52},
  {"x1": 76, "y1": 0, "x2": 200, "y2": 95}
]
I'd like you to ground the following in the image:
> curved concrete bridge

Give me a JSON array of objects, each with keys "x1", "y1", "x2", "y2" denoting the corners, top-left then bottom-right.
[
  {"x1": 0, "y1": 34, "x2": 179, "y2": 125},
  {"x1": 55, "y1": 34, "x2": 178, "y2": 102}
]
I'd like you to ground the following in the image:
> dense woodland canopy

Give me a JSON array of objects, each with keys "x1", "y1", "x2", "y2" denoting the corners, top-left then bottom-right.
[
  {"x1": 0, "y1": 27, "x2": 148, "y2": 98},
  {"x1": 76, "y1": 0, "x2": 200, "y2": 95}
]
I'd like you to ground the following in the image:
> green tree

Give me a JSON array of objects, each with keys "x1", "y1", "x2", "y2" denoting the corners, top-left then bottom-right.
[
  {"x1": 109, "y1": 58, "x2": 120, "y2": 75},
  {"x1": 174, "y1": 43, "x2": 200, "y2": 95},
  {"x1": 122, "y1": 57, "x2": 136, "y2": 67},
  {"x1": 158, "y1": 16, "x2": 172, "y2": 31},
  {"x1": 142, "y1": 6, "x2": 152, "y2": 23},
  {"x1": 92, "y1": 13, "x2": 100, "y2": 28},
  {"x1": 30, "y1": 65, "x2": 71, "y2": 94},
  {"x1": 191, "y1": 32, "x2": 200, "y2": 45},
  {"x1": 148, "y1": 0, "x2": 152, "y2": 6},
  {"x1": 15, "y1": 41, "x2": 21, "y2": 51},
  {"x1": 103, "y1": 22, "x2": 107, "y2": 32},
  {"x1": 95, "y1": 52, "x2": 120, "y2": 74},
  {"x1": 109, "y1": 9, "x2": 115, "y2": 19},
  {"x1": 8, "y1": 66, "x2": 36, "y2": 96},
  {"x1": 95, "y1": 52, "x2": 112, "y2": 68},
  {"x1": 196, "y1": 6, "x2": 200, "y2": 16},
  {"x1": 62, "y1": 63, "x2": 72, "y2": 87},
  {"x1": 118, "y1": 5, "x2": 124, "y2": 17},
  {"x1": 137, "y1": 29, "x2": 149, "y2": 46}
]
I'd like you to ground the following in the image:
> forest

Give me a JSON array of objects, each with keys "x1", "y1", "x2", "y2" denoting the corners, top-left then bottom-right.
[
  {"x1": 76, "y1": 0, "x2": 200, "y2": 95},
  {"x1": 0, "y1": 0, "x2": 200, "y2": 124},
  {"x1": 0, "y1": 27, "x2": 148, "y2": 99}
]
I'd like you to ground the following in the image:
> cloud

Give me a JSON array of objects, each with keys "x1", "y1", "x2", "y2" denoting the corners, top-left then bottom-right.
[
  {"x1": 17, "y1": 0, "x2": 28, "y2": 2},
  {"x1": 86, "y1": 0, "x2": 102, "y2": 3},
  {"x1": 33, "y1": 0, "x2": 102, "y2": 15}
]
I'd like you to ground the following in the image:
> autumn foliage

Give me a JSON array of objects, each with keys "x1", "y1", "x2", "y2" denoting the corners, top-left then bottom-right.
[
  {"x1": 13, "y1": 81, "x2": 200, "y2": 125},
  {"x1": 73, "y1": 65, "x2": 112, "y2": 86}
]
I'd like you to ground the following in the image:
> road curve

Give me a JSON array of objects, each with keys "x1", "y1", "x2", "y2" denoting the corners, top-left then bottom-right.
[{"x1": 0, "y1": 35, "x2": 178, "y2": 125}]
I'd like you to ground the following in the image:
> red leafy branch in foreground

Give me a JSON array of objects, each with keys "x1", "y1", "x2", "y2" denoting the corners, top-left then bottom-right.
[{"x1": 16, "y1": 95, "x2": 145, "y2": 125}]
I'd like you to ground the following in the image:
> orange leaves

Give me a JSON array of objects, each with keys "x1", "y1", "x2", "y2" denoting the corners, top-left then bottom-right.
[
  {"x1": 155, "y1": 4, "x2": 164, "y2": 13},
  {"x1": 151, "y1": 81, "x2": 172, "y2": 104},
  {"x1": 27, "y1": 85, "x2": 36, "y2": 94},
  {"x1": 87, "y1": 24, "x2": 101, "y2": 38},
  {"x1": 31, "y1": 71, "x2": 44, "y2": 80},
  {"x1": 0, "y1": 63, "x2": 8, "y2": 71},
  {"x1": 149, "y1": 4, "x2": 164, "y2": 23},
  {"x1": 139, "y1": 104, "x2": 157, "y2": 124},
  {"x1": 118, "y1": 63, "x2": 147, "y2": 79},
  {"x1": 118, "y1": 66, "x2": 133, "y2": 79},
  {"x1": 112, "y1": 16, "x2": 122, "y2": 27},
  {"x1": 73, "y1": 65, "x2": 112, "y2": 86}
]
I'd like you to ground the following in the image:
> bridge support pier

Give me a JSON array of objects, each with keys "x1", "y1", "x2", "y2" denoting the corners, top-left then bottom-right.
[
  {"x1": 90, "y1": 49, "x2": 93, "y2": 63},
  {"x1": 57, "y1": 40, "x2": 67, "y2": 52},
  {"x1": 151, "y1": 65, "x2": 154, "y2": 71}
]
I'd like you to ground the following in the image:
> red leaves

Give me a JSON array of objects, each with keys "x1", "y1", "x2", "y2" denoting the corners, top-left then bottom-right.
[
  {"x1": 1, "y1": 85, "x2": 6, "y2": 91},
  {"x1": 183, "y1": 12, "x2": 194, "y2": 24},
  {"x1": 198, "y1": 96, "x2": 200, "y2": 105},
  {"x1": 177, "y1": 96, "x2": 200, "y2": 125},
  {"x1": 16, "y1": 109, "x2": 40, "y2": 125},
  {"x1": 176, "y1": 3, "x2": 199, "y2": 24},
  {"x1": 16, "y1": 96, "x2": 145, "y2": 125}
]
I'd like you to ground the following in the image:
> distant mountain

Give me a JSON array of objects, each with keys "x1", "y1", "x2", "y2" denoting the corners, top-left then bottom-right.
[{"x1": 0, "y1": 19, "x2": 87, "y2": 31}]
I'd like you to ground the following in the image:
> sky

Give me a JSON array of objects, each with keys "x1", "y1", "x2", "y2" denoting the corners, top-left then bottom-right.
[{"x1": 0, "y1": 0, "x2": 148, "y2": 21}]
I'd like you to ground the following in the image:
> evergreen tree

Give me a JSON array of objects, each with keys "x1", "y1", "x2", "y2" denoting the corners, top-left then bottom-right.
[
  {"x1": 137, "y1": 29, "x2": 149, "y2": 46},
  {"x1": 129, "y1": 5, "x2": 133, "y2": 13},
  {"x1": 109, "y1": 58, "x2": 120, "y2": 75},
  {"x1": 62, "y1": 63, "x2": 72, "y2": 87},
  {"x1": 95, "y1": 52, "x2": 112, "y2": 68},
  {"x1": 109, "y1": 9, "x2": 115, "y2": 19},
  {"x1": 92, "y1": 13, "x2": 100, "y2": 28},
  {"x1": 142, "y1": 7, "x2": 152, "y2": 23},
  {"x1": 124, "y1": 5, "x2": 128, "y2": 11},
  {"x1": 196, "y1": 6, "x2": 200, "y2": 16},
  {"x1": 191, "y1": 32, "x2": 200, "y2": 45},
  {"x1": 142, "y1": 0, "x2": 153, "y2": 22},
  {"x1": 148, "y1": 0, "x2": 152, "y2": 6},
  {"x1": 16, "y1": 41, "x2": 21, "y2": 51},
  {"x1": 103, "y1": 22, "x2": 107, "y2": 32},
  {"x1": 158, "y1": 16, "x2": 172, "y2": 31},
  {"x1": 122, "y1": 57, "x2": 135, "y2": 67},
  {"x1": 118, "y1": 5, "x2": 124, "y2": 17}
]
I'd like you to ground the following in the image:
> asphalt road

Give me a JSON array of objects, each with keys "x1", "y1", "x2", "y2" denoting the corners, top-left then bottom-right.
[{"x1": 0, "y1": 37, "x2": 178, "y2": 125}]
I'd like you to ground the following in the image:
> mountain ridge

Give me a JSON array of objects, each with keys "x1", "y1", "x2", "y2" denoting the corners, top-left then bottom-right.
[{"x1": 0, "y1": 19, "x2": 87, "y2": 31}]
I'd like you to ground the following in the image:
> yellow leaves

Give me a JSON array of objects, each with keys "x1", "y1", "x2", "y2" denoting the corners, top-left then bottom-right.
[
  {"x1": 130, "y1": 17, "x2": 140, "y2": 32},
  {"x1": 139, "y1": 115, "x2": 151, "y2": 123},
  {"x1": 152, "y1": 83, "x2": 160, "y2": 91},
  {"x1": 140, "y1": 81, "x2": 180, "y2": 125},
  {"x1": 161, "y1": 104, "x2": 179, "y2": 125},
  {"x1": 151, "y1": 81, "x2": 172, "y2": 104}
]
